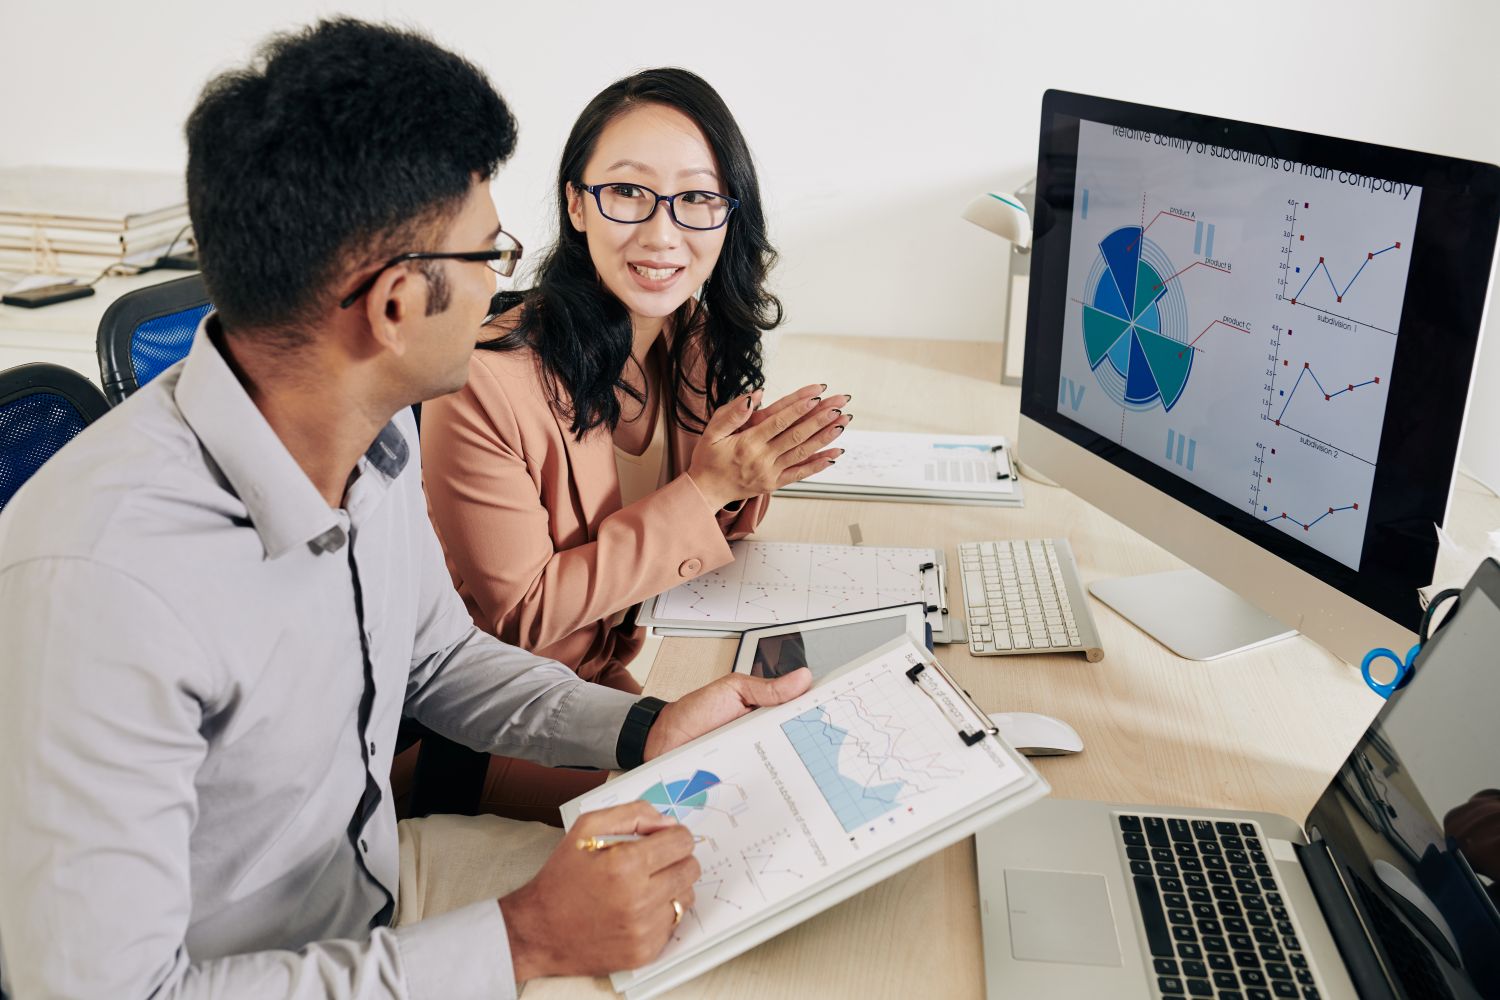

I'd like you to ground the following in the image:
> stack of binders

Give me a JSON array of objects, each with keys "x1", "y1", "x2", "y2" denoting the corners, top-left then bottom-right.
[
  {"x1": 0, "y1": 167, "x2": 190, "y2": 279},
  {"x1": 777, "y1": 429, "x2": 1025, "y2": 507}
]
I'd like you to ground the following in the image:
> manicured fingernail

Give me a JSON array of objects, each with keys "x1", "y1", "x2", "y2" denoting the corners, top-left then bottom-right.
[
  {"x1": 827, "y1": 459, "x2": 837, "y2": 465},
  {"x1": 837, "y1": 448, "x2": 846, "y2": 456},
  {"x1": 831, "y1": 409, "x2": 843, "y2": 416},
  {"x1": 834, "y1": 426, "x2": 845, "y2": 436},
  {"x1": 805, "y1": 398, "x2": 819, "y2": 410},
  {"x1": 820, "y1": 383, "x2": 828, "y2": 391},
  {"x1": 745, "y1": 395, "x2": 754, "y2": 408}
]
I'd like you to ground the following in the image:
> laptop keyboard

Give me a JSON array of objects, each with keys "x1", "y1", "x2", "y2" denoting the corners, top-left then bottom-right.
[{"x1": 1118, "y1": 814, "x2": 1321, "y2": 999}]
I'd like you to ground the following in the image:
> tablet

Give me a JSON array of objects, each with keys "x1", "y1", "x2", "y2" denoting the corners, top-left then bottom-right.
[{"x1": 731, "y1": 603, "x2": 931, "y2": 680}]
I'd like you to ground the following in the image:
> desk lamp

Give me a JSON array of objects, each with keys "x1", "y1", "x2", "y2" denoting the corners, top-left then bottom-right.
[
  {"x1": 962, "y1": 182, "x2": 1055, "y2": 484},
  {"x1": 961, "y1": 183, "x2": 1033, "y2": 387}
]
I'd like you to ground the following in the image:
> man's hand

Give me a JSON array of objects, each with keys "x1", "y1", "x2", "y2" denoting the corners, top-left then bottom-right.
[
  {"x1": 644, "y1": 669, "x2": 813, "y2": 761},
  {"x1": 499, "y1": 802, "x2": 699, "y2": 981}
]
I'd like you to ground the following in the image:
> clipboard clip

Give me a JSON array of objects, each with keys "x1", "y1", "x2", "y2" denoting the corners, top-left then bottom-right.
[
  {"x1": 918, "y1": 561, "x2": 947, "y2": 616},
  {"x1": 990, "y1": 443, "x2": 1013, "y2": 481},
  {"x1": 906, "y1": 660, "x2": 998, "y2": 747}
]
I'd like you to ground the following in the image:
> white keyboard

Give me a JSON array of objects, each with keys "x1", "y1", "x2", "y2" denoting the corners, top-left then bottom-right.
[{"x1": 957, "y1": 538, "x2": 1104, "y2": 662}]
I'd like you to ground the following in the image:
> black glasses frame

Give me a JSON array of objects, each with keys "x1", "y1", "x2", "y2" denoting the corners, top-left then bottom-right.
[
  {"x1": 578, "y1": 183, "x2": 740, "y2": 231},
  {"x1": 339, "y1": 231, "x2": 524, "y2": 309}
]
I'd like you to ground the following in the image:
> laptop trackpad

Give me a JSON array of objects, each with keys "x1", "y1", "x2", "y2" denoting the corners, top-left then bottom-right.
[{"x1": 1005, "y1": 869, "x2": 1122, "y2": 967}]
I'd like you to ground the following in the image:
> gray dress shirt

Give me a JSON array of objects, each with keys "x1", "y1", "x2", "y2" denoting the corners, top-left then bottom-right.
[{"x1": 0, "y1": 319, "x2": 638, "y2": 999}]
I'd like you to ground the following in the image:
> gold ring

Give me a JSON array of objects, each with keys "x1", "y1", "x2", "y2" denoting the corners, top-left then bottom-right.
[{"x1": 671, "y1": 898, "x2": 684, "y2": 926}]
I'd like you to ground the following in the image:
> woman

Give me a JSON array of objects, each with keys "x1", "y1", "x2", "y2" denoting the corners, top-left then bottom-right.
[{"x1": 420, "y1": 68, "x2": 850, "y2": 821}]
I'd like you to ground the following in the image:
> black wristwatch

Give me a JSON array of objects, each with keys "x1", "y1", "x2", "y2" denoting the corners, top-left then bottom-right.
[{"x1": 616, "y1": 696, "x2": 667, "y2": 770}]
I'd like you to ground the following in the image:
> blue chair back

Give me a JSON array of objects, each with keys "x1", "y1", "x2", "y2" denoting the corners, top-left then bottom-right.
[
  {"x1": 0, "y1": 363, "x2": 110, "y2": 513},
  {"x1": 97, "y1": 274, "x2": 211, "y2": 405}
]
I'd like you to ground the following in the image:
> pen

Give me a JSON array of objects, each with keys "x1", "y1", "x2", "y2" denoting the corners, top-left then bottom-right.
[{"x1": 576, "y1": 833, "x2": 707, "y2": 852}]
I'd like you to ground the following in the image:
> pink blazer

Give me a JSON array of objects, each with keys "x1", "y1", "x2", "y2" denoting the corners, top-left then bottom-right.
[{"x1": 420, "y1": 340, "x2": 768, "y2": 689}]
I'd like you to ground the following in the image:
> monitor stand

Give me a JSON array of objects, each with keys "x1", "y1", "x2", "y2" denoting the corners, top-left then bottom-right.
[{"x1": 1089, "y1": 569, "x2": 1296, "y2": 661}]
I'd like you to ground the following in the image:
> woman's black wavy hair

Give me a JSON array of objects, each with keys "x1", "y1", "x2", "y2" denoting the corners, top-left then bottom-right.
[{"x1": 479, "y1": 67, "x2": 781, "y2": 438}]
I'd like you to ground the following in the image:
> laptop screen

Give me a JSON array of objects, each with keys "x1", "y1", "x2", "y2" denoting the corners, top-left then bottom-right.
[{"x1": 1304, "y1": 560, "x2": 1500, "y2": 997}]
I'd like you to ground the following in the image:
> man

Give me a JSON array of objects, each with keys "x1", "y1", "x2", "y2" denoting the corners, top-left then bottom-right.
[{"x1": 0, "y1": 20, "x2": 809, "y2": 999}]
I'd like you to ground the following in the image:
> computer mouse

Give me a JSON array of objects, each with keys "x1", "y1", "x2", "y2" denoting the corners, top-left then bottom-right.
[{"x1": 988, "y1": 712, "x2": 1084, "y2": 756}]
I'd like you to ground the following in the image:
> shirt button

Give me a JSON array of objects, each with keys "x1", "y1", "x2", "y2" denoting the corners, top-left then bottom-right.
[
  {"x1": 360, "y1": 839, "x2": 369, "y2": 852},
  {"x1": 678, "y1": 558, "x2": 702, "y2": 577},
  {"x1": 368, "y1": 741, "x2": 376, "y2": 756}
]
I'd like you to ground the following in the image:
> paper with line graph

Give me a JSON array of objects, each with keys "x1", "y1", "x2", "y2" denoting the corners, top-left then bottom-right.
[
  {"x1": 637, "y1": 540, "x2": 945, "y2": 633},
  {"x1": 562, "y1": 638, "x2": 1039, "y2": 997}
]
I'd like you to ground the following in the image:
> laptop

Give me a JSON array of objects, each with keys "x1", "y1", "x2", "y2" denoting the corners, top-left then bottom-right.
[{"x1": 977, "y1": 558, "x2": 1500, "y2": 999}]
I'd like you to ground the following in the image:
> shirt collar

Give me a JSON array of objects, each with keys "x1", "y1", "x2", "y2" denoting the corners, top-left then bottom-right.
[{"x1": 174, "y1": 314, "x2": 409, "y2": 559}]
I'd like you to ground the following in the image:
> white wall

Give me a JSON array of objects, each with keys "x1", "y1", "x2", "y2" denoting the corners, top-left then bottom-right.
[{"x1": 5, "y1": 0, "x2": 1499, "y2": 476}]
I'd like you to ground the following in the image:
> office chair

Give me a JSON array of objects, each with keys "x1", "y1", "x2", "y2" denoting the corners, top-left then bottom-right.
[
  {"x1": 96, "y1": 274, "x2": 214, "y2": 405},
  {"x1": 91, "y1": 276, "x2": 493, "y2": 817},
  {"x1": 0, "y1": 363, "x2": 110, "y2": 515}
]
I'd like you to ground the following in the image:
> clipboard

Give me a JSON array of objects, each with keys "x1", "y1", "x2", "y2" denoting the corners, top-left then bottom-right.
[
  {"x1": 560, "y1": 636, "x2": 1050, "y2": 1000},
  {"x1": 636, "y1": 541, "x2": 956, "y2": 642}
]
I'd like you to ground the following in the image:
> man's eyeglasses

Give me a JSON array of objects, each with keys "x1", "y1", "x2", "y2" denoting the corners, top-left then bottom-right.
[
  {"x1": 578, "y1": 183, "x2": 738, "y2": 231},
  {"x1": 339, "y1": 229, "x2": 524, "y2": 309}
]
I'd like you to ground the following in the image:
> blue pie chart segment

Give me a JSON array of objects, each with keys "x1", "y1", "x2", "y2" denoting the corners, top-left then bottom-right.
[
  {"x1": 1099, "y1": 227, "x2": 1143, "y2": 317},
  {"x1": 1123, "y1": 328, "x2": 1159, "y2": 405},
  {"x1": 1093, "y1": 264, "x2": 1130, "y2": 322},
  {"x1": 1106, "y1": 326, "x2": 1134, "y2": 375},
  {"x1": 1135, "y1": 300, "x2": 1161, "y2": 335}
]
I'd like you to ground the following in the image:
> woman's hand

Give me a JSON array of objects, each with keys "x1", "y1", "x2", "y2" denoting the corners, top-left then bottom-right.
[{"x1": 685, "y1": 384, "x2": 852, "y2": 511}]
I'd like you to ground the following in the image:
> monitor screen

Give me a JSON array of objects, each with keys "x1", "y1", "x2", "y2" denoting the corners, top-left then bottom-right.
[
  {"x1": 1304, "y1": 562, "x2": 1500, "y2": 996},
  {"x1": 1021, "y1": 91, "x2": 1500, "y2": 632}
]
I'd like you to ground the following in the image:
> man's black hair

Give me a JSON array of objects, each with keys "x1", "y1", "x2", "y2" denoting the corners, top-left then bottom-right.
[{"x1": 185, "y1": 18, "x2": 517, "y2": 340}]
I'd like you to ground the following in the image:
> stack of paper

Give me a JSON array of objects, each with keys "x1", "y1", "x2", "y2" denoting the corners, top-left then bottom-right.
[
  {"x1": 778, "y1": 429, "x2": 1024, "y2": 507},
  {"x1": 0, "y1": 167, "x2": 190, "y2": 278}
]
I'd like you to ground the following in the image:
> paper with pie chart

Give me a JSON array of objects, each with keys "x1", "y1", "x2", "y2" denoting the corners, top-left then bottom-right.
[
  {"x1": 1058, "y1": 118, "x2": 1421, "y2": 570},
  {"x1": 563, "y1": 638, "x2": 1039, "y2": 996}
]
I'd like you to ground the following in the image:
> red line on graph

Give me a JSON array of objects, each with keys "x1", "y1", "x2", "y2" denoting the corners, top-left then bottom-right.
[
  {"x1": 1180, "y1": 319, "x2": 1251, "y2": 356},
  {"x1": 1127, "y1": 211, "x2": 1195, "y2": 253},
  {"x1": 1152, "y1": 260, "x2": 1231, "y2": 291}
]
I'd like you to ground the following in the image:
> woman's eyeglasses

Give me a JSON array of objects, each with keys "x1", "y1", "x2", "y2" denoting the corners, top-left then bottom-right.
[
  {"x1": 339, "y1": 229, "x2": 524, "y2": 309},
  {"x1": 579, "y1": 183, "x2": 738, "y2": 231}
]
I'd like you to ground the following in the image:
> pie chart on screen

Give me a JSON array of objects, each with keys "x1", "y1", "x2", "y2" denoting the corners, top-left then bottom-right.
[{"x1": 1082, "y1": 225, "x2": 1193, "y2": 412}]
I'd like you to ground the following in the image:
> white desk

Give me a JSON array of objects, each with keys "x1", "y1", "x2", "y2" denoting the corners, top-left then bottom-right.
[
  {"x1": 0, "y1": 271, "x2": 183, "y2": 384},
  {"x1": 527, "y1": 334, "x2": 1500, "y2": 1000}
]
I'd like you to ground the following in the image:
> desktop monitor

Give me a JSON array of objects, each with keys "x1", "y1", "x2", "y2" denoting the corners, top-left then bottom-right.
[{"x1": 1017, "y1": 89, "x2": 1500, "y2": 663}]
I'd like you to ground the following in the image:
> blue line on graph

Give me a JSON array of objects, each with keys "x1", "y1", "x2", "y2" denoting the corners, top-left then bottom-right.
[
  {"x1": 1193, "y1": 221, "x2": 1203, "y2": 255},
  {"x1": 1082, "y1": 189, "x2": 1089, "y2": 219},
  {"x1": 1276, "y1": 365, "x2": 1380, "y2": 421},
  {"x1": 1204, "y1": 223, "x2": 1215, "y2": 260},
  {"x1": 1292, "y1": 244, "x2": 1399, "y2": 302},
  {"x1": 1262, "y1": 504, "x2": 1357, "y2": 530}
]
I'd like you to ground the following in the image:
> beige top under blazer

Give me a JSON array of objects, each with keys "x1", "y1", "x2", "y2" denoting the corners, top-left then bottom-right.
[{"x1": 420, "y1": 336, "x2": 768, "y2": 689}]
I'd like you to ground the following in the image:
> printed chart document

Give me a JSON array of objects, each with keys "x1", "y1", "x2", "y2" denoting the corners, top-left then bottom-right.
[
  {"x1": 636, "y1": 540, "x2": 950, "y2": 639},
  {"x1": 561, "y1": 637, "x2": 1049, "y2": 999},
  {"x1": 778, "y1": 430, "x2": 1023, "y2": 507}
]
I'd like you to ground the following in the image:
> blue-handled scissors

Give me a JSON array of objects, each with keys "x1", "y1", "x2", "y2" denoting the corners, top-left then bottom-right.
[{"x1": 1360, "y1": 644, "x2": 1421, "y2": 699}]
